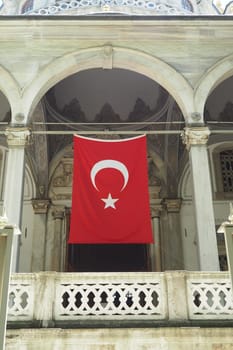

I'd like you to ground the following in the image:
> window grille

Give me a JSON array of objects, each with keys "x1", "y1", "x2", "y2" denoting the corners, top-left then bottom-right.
[
  {"x1": 21, "y1": 0, "x2": 34, "y2": 13},
  {"x1": 182, "y1": 0, "x2": 193, "y2": 12},
  {"x1": 220, "y1": 150, "x2": 233, "y2": 192}
]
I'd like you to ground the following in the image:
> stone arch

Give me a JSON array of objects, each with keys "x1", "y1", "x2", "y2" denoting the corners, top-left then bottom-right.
[
  {"x1": 22, "y1": 46, "x2": 194, "y2": 123},
  {"x1": 194, "y1": 54, "x2": 233, "y2": 120},
  {"x1": 0, "y1": 65, "x2": 22, "y2": 121},
  {"x1": 0, "y1": 146, "x2": 8, "y2": 202},
  {"x1": 178, "y1": 162, "x2": 192, "y2": 200},
  {"x1": 208, "y1": 141, "x2": 233, "y2": 196},
  {"x1": 24, "y1": 163, "x2": 37, "y2": 200},
  {"x1": 29, "y1": 102, "x2": 49, "y2": 198},
  {"x1": 49, "y1": 143, "x2": 73, "y2": 183},
  {"x1": 48, "y1": 143, "x2": 73, "y2": 205}
]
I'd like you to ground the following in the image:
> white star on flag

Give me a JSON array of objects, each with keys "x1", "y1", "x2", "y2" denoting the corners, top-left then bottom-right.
[{"x1": 101, "y1": 193, "x2": 119, "y2": 209}]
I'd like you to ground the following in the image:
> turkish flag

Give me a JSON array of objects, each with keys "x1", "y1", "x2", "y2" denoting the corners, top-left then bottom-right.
[{"x1": 69, "y1": 135, "x2": 153, "y2": 244}]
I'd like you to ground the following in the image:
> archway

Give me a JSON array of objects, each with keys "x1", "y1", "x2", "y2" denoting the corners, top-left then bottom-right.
[
  {"x1": 203, "y1": 74, "x2": 233, "y2": 271},
  {"x1": 178, "y1": 73, "x2": 233, "y2": 271},
  {"x1": 195, "y1": 54, "x2": 233, "y2": 119},
  {"x1": 22, "y1": 46, "x2": 193, "y2": 124},
  {"x1": 33, "y1": 66, "x2": 186, "y2": 273}
]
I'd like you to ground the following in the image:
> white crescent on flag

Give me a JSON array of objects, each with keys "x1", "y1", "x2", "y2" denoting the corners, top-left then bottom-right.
[{"x1": 90, "y1": 159, "x2": 129, "y2": 192}]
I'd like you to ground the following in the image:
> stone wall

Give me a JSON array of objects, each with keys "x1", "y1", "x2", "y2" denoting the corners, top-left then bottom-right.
[{"x1": 6, "y1": 328, "x2": 233, "y2": 350}]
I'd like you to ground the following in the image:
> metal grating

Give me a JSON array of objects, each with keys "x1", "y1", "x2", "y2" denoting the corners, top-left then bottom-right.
[{"x1": 220, "y1": 150, "x2": 233, "y2": 192}]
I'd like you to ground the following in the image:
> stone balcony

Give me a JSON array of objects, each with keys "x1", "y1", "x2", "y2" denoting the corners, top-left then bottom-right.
[{"x1": 7, "y1": 271, "x2": 233, "y2": 328}]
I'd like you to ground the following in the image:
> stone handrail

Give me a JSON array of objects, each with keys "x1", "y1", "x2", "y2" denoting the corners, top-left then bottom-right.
[{"x1": 7, "y1": 271, "x2": 233, "y2": 325}]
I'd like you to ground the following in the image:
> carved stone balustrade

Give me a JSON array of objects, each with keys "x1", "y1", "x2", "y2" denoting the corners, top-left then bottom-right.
[{"x1": 7, "y1": 271, "x2": 233, "y2": 327}]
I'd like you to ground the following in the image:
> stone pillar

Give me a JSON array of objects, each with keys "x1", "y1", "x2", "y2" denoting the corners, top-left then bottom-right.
[
  {"x1": 4, "y1": 127, "x2": 31, "y2": 272},
  {"x1": 31, "y1": 199, "x2": 50, "y2": 272},
  {"x1": 161, "y1": 199, "x2": 184, "y2": 270},
  {"x1": 49, "y1": 207, "x2": 65, "y2": 272},
  {"x1": 150, "y1": 205, "x2": 162, "y2": 272},
  {"x1": 149, "y1": 186, "x2": 162, "y2": 271},
  {"x1": 182, "y1": 127, "x2": 219, "y2": 271},
  {"x1": 63, "y1": 207, "x2": 71, "y2": 271}
]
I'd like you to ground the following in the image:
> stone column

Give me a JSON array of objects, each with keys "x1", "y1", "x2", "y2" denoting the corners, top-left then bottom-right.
[
  {"x1": 161, "y1": 199, "x2": 184, "y2": 270},
  {"x1": 63, "y1": 207, "x2": 71, "y2": 271},
  {"x1": 4, "y1": 127, "x2": 31, "y2": 272},
  {"x1": 182, "y1": 127, "x2": 219, "y2": 271},
  {"x1": 150, "y1": 204, "x2": 162, "y2": 272},
  {"x1": 31, "y1": 199, "x2": 50, "y2": 272},
  {"x1": 50, "y1": 207, "x2": 65, "y2": 271},
  {"x1": 149, "y1": 186, "x2": 162, "y2": 271}
]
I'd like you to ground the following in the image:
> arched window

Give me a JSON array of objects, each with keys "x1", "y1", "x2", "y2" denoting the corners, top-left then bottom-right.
[
  {"x1": 182, "y1": 0, "x2": 193, "y2": 12},
  {"x1": 220, "y1": 150, "x2": 233, "y2": 192},
  {"x1": 211, "y1": 145, "x2": 233, "y2": 270},
  {"x1": 21, "y1": 0, "x2": 34, "y2": 14},
  {"x1": 212, "y1": 145, "x2": 233, "y2": 199}
]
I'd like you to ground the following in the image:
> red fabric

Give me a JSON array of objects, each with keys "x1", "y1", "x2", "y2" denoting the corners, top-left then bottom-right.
[{"x1": 69, "y1": 135, "x2": 153, "y2": 244}]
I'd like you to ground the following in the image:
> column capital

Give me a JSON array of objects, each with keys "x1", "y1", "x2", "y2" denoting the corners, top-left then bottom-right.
[
  {"x1": 149, "y1": 186, "x2": 161, "y2": 204},
  {"x1": 32, "y1": 199, "x2": 50, "y2": 214},
  {"x1": 52, "y1": 207, "x2": 65, "y2": 220},
  {"x1": 150, "y1": 204, "x2": 163, "y2": 218},
  {"x1": 5, "y1": 127, "x2": 32, "y2": 148},
  {"x1": 182, "y1": 127, "x2": 210, "y2": 150},
  {"x1": 165, "y1": 199, "x2": 182, "y2": 213}
]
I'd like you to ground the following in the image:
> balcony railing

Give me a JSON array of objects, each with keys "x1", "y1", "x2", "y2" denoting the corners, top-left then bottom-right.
[{"x1": 7, "y1": 271, "x2": 233, "y2": 326}]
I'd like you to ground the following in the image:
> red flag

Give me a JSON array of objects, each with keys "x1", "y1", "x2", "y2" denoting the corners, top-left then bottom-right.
[{"x1": 69, "y1": 135, "x2": 153, "y2": 244}]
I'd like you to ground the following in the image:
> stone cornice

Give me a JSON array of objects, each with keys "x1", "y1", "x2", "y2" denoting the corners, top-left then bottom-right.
[{"x1": 0, "y1": 19, "x2": 233, "y2": 41}]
